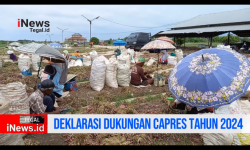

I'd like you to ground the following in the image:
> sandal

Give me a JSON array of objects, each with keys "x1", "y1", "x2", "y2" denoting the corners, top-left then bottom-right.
[{"x1": 60, "y1": 108, "x2": 71, "y2": 114}]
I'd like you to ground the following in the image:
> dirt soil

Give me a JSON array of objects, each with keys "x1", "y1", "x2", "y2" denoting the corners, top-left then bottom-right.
[{"x1": 5, "y1": 48, "x2": 250, "y2": 145}]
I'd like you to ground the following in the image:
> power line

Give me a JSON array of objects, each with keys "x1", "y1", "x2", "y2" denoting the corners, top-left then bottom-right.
[
  {"x1": 61, "y1": 18, "x2": 185, "y2": 37},
  {"x1": 99, "y1": 16, "x2": 183, "y2": 28},
  {"x1": 63, "y1": 21, "x2": 178, "y2": 36}
]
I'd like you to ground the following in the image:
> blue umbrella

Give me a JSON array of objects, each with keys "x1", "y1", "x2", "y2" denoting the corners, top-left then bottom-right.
[
  {"x1": 112, "y1": 40, "x2": 127, "y2": 49},
  {"x1": 168, "y1": 48, "x2": 250, "y2": 108},
  {"x1": 49, "y1": 43, "x2": 63, "y2": 49}
]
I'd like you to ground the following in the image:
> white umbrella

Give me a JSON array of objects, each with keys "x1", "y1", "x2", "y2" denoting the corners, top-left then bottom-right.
[{"x1": 141, "y1": 40, "x2": 176, "y2": 86}]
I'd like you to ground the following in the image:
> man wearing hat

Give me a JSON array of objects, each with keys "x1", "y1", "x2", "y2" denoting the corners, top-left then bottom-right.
[
  {"x1": 130, "y1": 57, "x2": 154, "y2": 86},
  {"x1": 29, "y1": 79, "x2": 60, "y2": 115}
]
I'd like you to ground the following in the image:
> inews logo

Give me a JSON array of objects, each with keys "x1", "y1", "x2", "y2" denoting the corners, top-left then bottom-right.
[{"x1": 18, "y1": 19, "x2": 50, "y2": 33}]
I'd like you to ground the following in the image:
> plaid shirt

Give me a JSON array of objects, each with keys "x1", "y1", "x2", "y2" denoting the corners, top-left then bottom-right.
[{"x1": 29, "y1": 89, "x2": 47, "y2": 114}]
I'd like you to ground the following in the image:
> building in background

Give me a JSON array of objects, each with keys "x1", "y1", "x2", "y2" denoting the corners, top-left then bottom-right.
[{"x1": 65, "y1": 33, "x2": 87, "y2": 44}]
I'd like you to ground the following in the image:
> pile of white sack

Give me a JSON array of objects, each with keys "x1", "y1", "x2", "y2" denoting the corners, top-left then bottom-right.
[
  {"x1": 31, "y1": 54, "x2": 41, "y2": 71},
  {"x1": 68, "y1": 58, "x2": 84, "y2": 68},
  {"x1": 116, "y1": 54, "x2": 130, "y2": 87},
  {"x1": 105, "y1": 57, "x2": 118, "y2": 88},
  {"x1": 89, "y1": 53, "x2": 131, "y2": 91},
  {"x1": 18, "y1": 54, "x2": 31, "y2": 71},
  {"x1": 168, "y1": 56, "x2": 177, "y2": 66},
  {"x1": 127, "y1": 48, "x2": 135, "y2": 63},
  {"x1": 175, "y1": 49, "x2": 183, "y2": 63},
  {"x1": 82, "y1": 55, "x2": 91, "y2": 66},
  {"x1": 134, "y1": 51, "x2": 142, "y2": 63},
  {"x1": 146, "y1": 57, "x2": 157, "y2": 66},
  {"x1": 199, "y1": 100, "x2": 250, "y2": 145},
  {"x1": 89, "y1": 50, "x2": 98, "y2": 64},
  {"x1": 0, "y1": 82, "x2": 29, "y2": 145},
  {"x1": 90, "y1": 55, "x2": 108, "y2": 91}
]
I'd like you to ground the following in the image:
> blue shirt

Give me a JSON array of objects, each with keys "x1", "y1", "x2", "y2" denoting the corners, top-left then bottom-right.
[{"x1": 47, "y1": 64, "x2": 64, "y2": 96}]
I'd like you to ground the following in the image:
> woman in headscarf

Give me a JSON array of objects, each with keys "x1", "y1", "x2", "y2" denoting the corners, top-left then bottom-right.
[
  {"x1": 159, "y1": 50, "x2": 169, "y2": 65},
  {"x1": 71, "y1": 50, "x2": 83, "y2": 61},
  {"x1": 62, "y1": 50, "x2": 70, "y2": 61},
  {"x1": 72, "y1": 50, "x2": 81, "y2": 57},
  {"x1": 10, "y1": 53, "x2": 18, "y2": 61},
  {"x1": 43, "y1": 63, "x2": 64, "y2": 102},
  {"x1": 7, "y1": 50, "x2": 18, "y2": 61},
  {"x1": 114, "y1": 48, "x2": 121, "y2": 58}
]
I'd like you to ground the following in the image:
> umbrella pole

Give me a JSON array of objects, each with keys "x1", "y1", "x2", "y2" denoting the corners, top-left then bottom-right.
[
  {"x1": 37, "y1": 56, "x2": 42, "y2": 80},
  {"x1": 157, "y1": 52, "x2": 159, "y2": 87},
  {"x1": 34, "y1": 56, "x2": 42, "y2": 91}
]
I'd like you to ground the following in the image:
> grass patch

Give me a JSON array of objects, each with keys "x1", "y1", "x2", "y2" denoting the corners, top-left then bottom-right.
[
  {"x1": 70, "y1": 108, "x2": 77, "y2": 114},
  {"x1": 144, "y1": 94, "x2": 162, "y2": 101},
  {"x1": 76, "y1": 78, "x2": 89, "y2": 83},
  {"x1": 184, "y1": 42, "x2": 221, "y2": 47},
  {"x1": 127, "y1": 100, "x2": 137, "y2": 105},
  {"x1": 114, "y1": 94, "x2": 134, "y2": 107}
]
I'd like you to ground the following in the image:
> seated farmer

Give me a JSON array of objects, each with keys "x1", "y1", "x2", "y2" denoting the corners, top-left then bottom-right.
[
  {"x1": 72, "y1": 50, "x2": 81, "y2": 57},
  {"x1": 44, "y1": 64, "x2": 64, "y2": 102},
  {"x1": 62, "y1": 50, "x2": 70, "y2": 61},
  {"x1": 130, "y1": 57, "x2": 154, "y2": 86},
  {"x1": 114, "y1": 48, "x2": 121, "y2": 58},
  {"x1": 10, "y1": 53, "x2": 18, "y2": 61},
  {"x1": 7, "y1": 50, "x2": 18, "y2": 61},
  {"x1": 71, "y1": 50, "x2": 83, "y2": 61},
  {"x1": 29, "y1": 79, "x2": 60, "y2": 115},
  {"x1": 159, "y1": 50, "x2": 169, "y2": 64},
  {"x1": 170, "y1": 99, "x2": 214, "y2": 114}
]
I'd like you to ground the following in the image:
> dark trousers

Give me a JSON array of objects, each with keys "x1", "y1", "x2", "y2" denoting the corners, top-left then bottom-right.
[
  {"x1": 31, "y1": 93, "x2": 55, "y2": 123},
  {"x1": 43, "y1": 93, "x2": 55, "y2": 112},
  {"x1": 176, "y1": 103, "x2": 213, "y2": 114},
  {"x1": 52, "y1": 92, "x2": 62, "y2": 98}
]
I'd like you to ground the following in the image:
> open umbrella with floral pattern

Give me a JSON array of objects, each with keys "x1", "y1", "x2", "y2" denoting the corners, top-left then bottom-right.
[{"x1": 168, "y1": 47, "x2": 250, "y2": 108}]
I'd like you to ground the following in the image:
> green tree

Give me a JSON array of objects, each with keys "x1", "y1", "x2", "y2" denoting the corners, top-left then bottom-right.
[
  {"x1": 219, "y1": 34, "x2": 240, "y2": 44},
  {"x1": 107, "y1": 38, "x2": 112, "y2": 45},
  {"x1": 123, "y1": 37, "x2": 128, "y2": 41},
  {"x1": 240, "y1": 37, "x2": 250, "y2": 42},
  {"x1": 212, "y1": 36, "x2": 220, "y2": 43},
  {"x1": 175, "y1": 37, "x2": 185, "y2": 46},
  {"x1": 90, "y1": 37, "x2": 99, "y2": 45}
]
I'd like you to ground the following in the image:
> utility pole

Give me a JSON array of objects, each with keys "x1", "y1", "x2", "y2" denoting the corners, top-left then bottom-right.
[
  {"x1": 46, "y1": 34, "x2": 53, "y2": 42},
  {"x1": 81, "y1": 15, "x2": 99, "y2": 42},
  {"x1": 57, "y1": 27, "x2": 69, "y2": 43}
]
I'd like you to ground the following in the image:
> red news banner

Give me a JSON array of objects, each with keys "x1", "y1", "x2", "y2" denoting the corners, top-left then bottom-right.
[{"x1": 0, "y1": 114, "x2": 47, "y2": 133}]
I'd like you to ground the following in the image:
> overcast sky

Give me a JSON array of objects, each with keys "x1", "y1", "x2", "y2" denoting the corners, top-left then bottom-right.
[{"x1": 0, "y1": 5, "x2": 250, "y2": 42}]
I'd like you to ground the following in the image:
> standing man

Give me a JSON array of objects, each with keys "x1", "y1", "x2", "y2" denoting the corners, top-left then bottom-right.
[
  {"x1": 83, "y1": 40, "x2": 86, "y2": 47},
  {"x1": 90, "y1": 41, "x2": 94, "y2": 48}
]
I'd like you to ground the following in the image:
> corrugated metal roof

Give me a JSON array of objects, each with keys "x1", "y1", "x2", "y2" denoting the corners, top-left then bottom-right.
[
  {"x1": 171, "y1": 8, "x2": 250, "y2": 28},
  {"x1": 160, "y1": 24, "x2": 250, "y2": 34},
  {"x1": 72, "y1": 33, "x2": 82, "y2": 36}
]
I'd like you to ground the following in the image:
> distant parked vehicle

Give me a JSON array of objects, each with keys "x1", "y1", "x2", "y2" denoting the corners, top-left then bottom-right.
[{"x1": 125, "y1": 32, "x2": 151, "y2": 51}]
